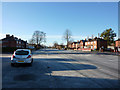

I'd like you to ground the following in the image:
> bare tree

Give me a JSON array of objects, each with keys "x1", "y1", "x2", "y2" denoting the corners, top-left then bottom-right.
[
  {"x1": 32, "y1": 30, "x2": 46, "y2": 46},
  {"x1": 29, "y1": 38, "x2": 35, "y2": 44},
  {"x1": 63, "y1": 29, "x2": 72, "y2": 49},
  {"x1": 53, "y1": 41, "x2": 58, "y2": 48}
]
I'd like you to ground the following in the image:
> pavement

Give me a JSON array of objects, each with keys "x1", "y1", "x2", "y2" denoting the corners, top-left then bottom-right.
[
  {"x1": 73, "y1": 50, "x2": 120, "y2": 56},
  {"x1": 1, "y1": 48, "x2": 120, "y2": 88}
]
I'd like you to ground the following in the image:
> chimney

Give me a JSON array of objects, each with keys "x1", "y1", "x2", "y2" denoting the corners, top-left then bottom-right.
[
  {"x1": 94, "y1": 37, "x2": 97, "y2": 40},
  {"x1": 6, "y1": 34, "x2": 10, "y2": 38},
  {"x1": 92, "y1": 35, "x2": 94, "y2": 39},
  {"x1": 11, "y1": 35, "x2": 14, "y2": 37}
]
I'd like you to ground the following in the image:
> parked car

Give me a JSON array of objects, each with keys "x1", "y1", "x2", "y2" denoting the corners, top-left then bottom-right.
[{"x1": 11, "y1": 49, "x2": 33, "y2": 66}]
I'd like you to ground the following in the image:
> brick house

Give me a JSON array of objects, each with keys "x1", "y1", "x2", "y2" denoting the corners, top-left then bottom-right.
[
  {"x1": 85, "y1": 38, "x2": 107, "y2": 50},
  {"x1": 68, "y1": 38, "x2": 107, "y2": 51},
  {"x1": 68, "y1": 43, "x2": 72, "y2": 49},
  {"x1": 0, "y1": 34, "x2": 27, "y2": 48},
  {"x1": 26, "y1": 44, "x2": 35, "y2": 49},
  {"x1": 115, "y1": 39, "x2": 120, "y2": 47},
  {"x1": 77, "y1": 40, "x2": 87, "y2": 49},
  {"x1": 71, "y1": 42, "x2": 78, "y2": 49},
  {"x1": 115, "y1": 39, "x2": 120, "y2": 52},
  {"x1": 68, "y1": 40, "x2": 87, "y2": 50}
]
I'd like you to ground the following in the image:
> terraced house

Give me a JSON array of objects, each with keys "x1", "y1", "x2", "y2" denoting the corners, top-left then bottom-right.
[
  {"x1": 68, "y1": 40, "x2": 86, "y2": 50},
  {"x1": 115, "y1": 39, "x2": 120, "y2": 52},
  {"x1": 68, "y1": 37, "x2": 107, "y2": 51},
  {"x1": 0, "y1": 34, "x2": 27, "y2": 48},
  {"x1": 84, "y1": 38, "x2": 107, "y2": 50},
  {"x1": 115, "y1": 39, "x2": 120, "y2": 47},
  {"x1": 77, "y1": 40, "x2": 87, "y2": 49},
  {"x1": 71, "y1": 42, "x2": 77, "y2": 49}
]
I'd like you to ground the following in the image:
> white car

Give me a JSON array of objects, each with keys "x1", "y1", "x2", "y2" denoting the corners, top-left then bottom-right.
[{"x1": 11, "y1": 49, "x2": 33, "y2": 66}]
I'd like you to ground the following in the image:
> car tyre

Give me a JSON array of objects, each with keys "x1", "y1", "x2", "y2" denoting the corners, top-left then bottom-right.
[
  {"x1": 29, "y1": 59, "x2": 33, "y2": 66},
  {"x1": 31, "y1": 58, "x2": 33, "y2": 63}
]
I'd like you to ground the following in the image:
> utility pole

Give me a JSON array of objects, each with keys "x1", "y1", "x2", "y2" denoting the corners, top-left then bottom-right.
[
  {"x1": 98, "y1": 33, "x2": 101, "y2": 51},
  {"x1": 87, "y1": 36, "x2": 89, "y2": 40},
  {"x1": 98, "y1": 33, "x2": 100, "y2": 38},
  {"x1": 92, "y1": 35, "x2": 94, "y2": 39},
  {"x1": 44, "y1": 33, "x2": 46, "y2": 49}
]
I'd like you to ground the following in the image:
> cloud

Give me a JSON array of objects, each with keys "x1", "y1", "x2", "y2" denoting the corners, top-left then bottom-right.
[
  {"x1": 0, "y1": 33, "x2": 6, "y2": 39},
  {"x1": 46, "y1": 35, "x2": 62, "y2": 39},
  {"x1": 47, "y1": 35, "x2": 86, "y2": 40},
  {"x1": 114, "y1": 37, "x2": 118, "y2": 40},
  {"x1": 71, "y1": 36, "x2": 86, "y2": 39}
]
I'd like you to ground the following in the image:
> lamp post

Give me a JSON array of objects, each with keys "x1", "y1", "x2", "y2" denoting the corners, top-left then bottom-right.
[{"x1": 44, "y1": 33, "x2": 46, "y2": 49}]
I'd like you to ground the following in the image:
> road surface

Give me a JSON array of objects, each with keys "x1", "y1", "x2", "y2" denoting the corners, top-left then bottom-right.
[{"x1": 1, "y1": 49, "x2": 120, "y2": 88}]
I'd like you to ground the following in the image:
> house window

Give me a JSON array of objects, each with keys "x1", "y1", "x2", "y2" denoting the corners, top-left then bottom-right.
[
  {"x1": 88, "y1": 46, "x2": 90, "y2": 48},
  {"x1": 94, "y1": 46, "x2": 96, "y2": 49},
  {"x1": 88, "y1": 42, "x2": 90, "y2": 44},
  {"x1": 91, "y1": 46, "x2": 93, "y2": 49},
  {"x1": 16, "y1": 41, "x2": 18, "y2": 44},
  {"x1": 94, "y1": 41, "x2": 96, "y2": 44},
  {"x1": 76, "y1": 44, "x2": 77, "y2": 48},
  {"x1": 91, "y1": 42, "x2": 93, "y2": 44},
  {"x1": 73, "y1": 45, "x2": 75, "y2": 48},
  {"x1": 85, "y1": 43, "x2": 87, "y2": 45}
]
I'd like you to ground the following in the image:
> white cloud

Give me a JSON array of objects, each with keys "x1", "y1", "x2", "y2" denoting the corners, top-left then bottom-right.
[
  {"x1": 45, "y1": 35, "x2": 88, "y2": 46},
  {"x1": 47, "y1": 35, "x2": 87, "y2": 40},
  {"x1": 0, "y1": 33, "x2": 6, "y2": 39},
  {"x1": 20, "y1": 35, "x2": 32, "y2": 41},
  {"x1": 114, "y1": 37, "x2": 118, "y2": 40},
  {"x1": 71, "y1": 36, "x2": 86, "y2": 39},
  {"x1": 46, "y1": 35, "x2": 62, "y2": 39}
]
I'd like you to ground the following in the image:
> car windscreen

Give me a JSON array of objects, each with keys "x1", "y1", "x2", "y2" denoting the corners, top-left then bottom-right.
[{"x1": 15, "y1": 51, "x2": 29, "y2": 55}]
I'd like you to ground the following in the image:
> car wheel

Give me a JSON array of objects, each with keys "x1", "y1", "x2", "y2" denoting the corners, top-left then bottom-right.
[
  {"x1": 31, "y1": 58, "x2": 33, "y2": 63},
  {"x1": 11, "y1": 63, "x2": 14, "y2": 66},
  {"x1": 28, "y1": 59, "x2": 33, "y2": 66}
]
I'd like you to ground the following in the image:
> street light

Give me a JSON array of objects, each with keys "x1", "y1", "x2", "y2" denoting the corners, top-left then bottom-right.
[{"x1": 44, "y1": 33, "x2": 46, "y2": 49}]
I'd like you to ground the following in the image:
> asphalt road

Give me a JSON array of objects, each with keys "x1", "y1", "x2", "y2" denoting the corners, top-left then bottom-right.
[{"x1": 1, "y1": 49, "x2": 120, "y2": 88}]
